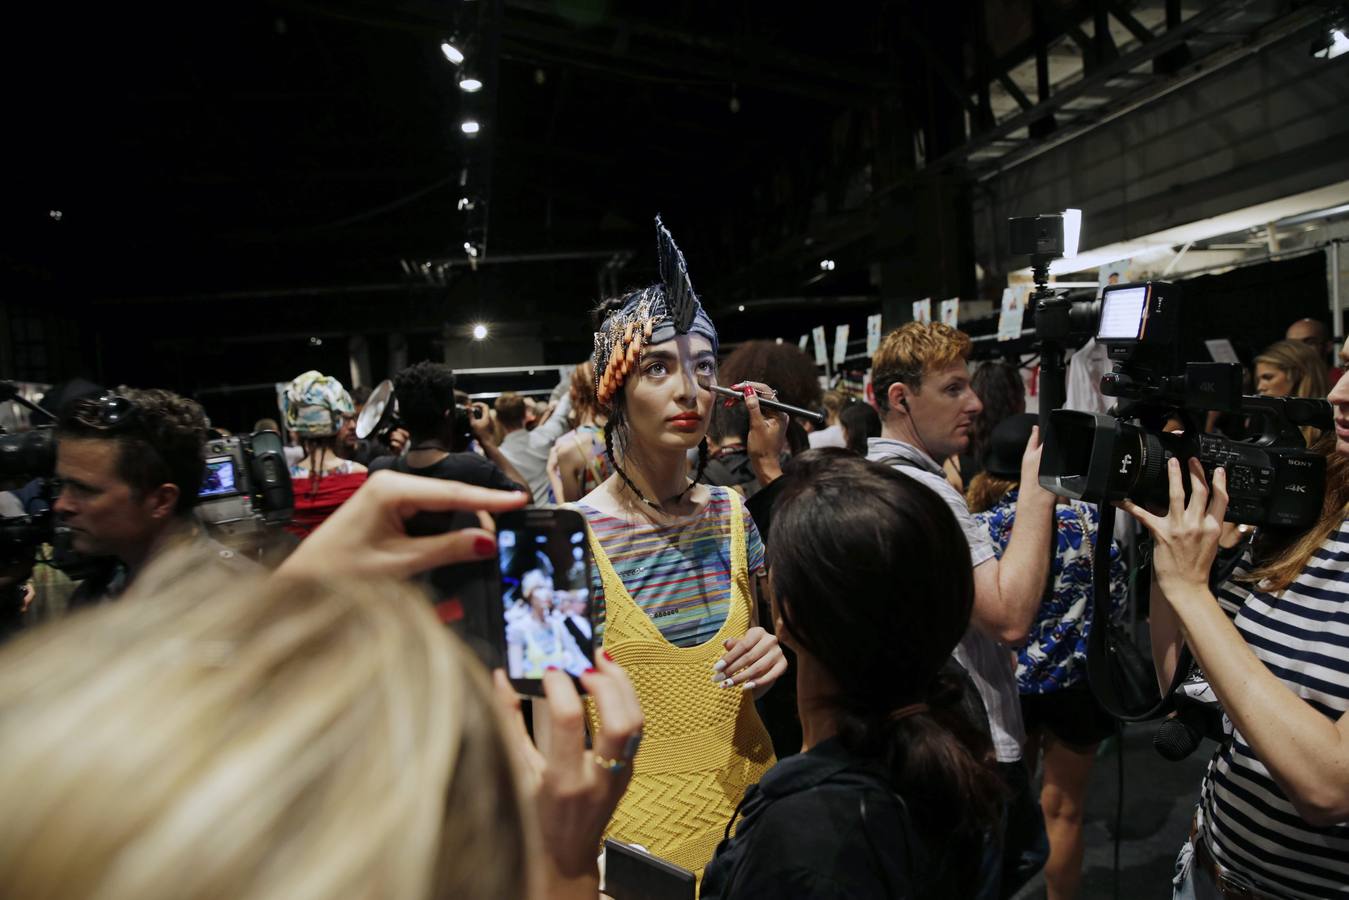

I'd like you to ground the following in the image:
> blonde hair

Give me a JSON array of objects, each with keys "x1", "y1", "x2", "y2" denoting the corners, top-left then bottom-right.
[
  {"x1": 1244, "y1": 433, "x2": 1349, "y2": 594},
  {"x1": 871, "y1": 322, "x2": 973, "y2": 412},
  {"x1": 1256, "y1": 339, "x2": 1329, "y2": 445},
  {"x1": 1255, "y1": 339, "x2": 1329, "y2": 400},
  {"x1": 0, "y1": 551, "x2": 529, "y2": 900},
  {"x1": 568, "y1": 361, "x2": 601, "y2": 423}
]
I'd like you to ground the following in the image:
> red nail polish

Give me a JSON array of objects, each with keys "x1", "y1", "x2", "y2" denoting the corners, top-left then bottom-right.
[
  {"x1": 582, "y1": 667, "x2": 597, "y2": 675},
  {"x1": 546, "y1": 666, "x2": 560, "y2": 671},
  {"x1": 603, "y1": 649, "x2": 614, "y2": 662},
  {"x1": 745, "y1": 386, "x2": 756, "y2": 397},
  {"x1": 473, "y1": 536, "x2": 496, "y2": 557},
  {"x1": 723, "y1": 398, "x2": 735, "y2": 408}
]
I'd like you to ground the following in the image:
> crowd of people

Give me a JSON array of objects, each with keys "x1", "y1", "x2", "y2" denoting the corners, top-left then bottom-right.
[{"x1": 1, "y1": 221, "x2": 1347, "y2": 899}]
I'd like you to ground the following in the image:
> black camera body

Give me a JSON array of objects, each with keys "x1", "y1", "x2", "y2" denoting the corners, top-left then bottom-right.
[
  {"x1": 195, "y1": 431, "x2": 294, "y2": 539},
  {"x1": 0, "y1": 427, "x2": 60, "y2": 568},
  {"x1": 1040, "y1": 282, "x2": 1329, "y2": 530}
]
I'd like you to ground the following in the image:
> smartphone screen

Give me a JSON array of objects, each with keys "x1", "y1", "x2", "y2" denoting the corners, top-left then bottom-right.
[{"x1": 496, "y1": 508, "x2": 595, "y2": 693}]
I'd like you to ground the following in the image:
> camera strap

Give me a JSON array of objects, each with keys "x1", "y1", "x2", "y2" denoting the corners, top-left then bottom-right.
[{"x1": 1085, "y1": 502, "x2": 1189, "y2": 722}]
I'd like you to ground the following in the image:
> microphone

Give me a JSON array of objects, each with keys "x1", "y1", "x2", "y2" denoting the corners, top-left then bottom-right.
[{"x1": 1153, "y1": 704, "x2": 1214, "y2": 762}]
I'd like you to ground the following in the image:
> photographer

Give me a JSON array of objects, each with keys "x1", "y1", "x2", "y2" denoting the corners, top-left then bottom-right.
[
  {"x1": 370, "y1": 361, "x2": 527, "y2": 493},
  {"x1": 866, "y1": 322, "x2": 1055, "y2": 896},
  {"x1": 54, "y1": 387, "x2": 252, "y2": 606},
  {"x1": 1122, "y1": 371, "x2": 1349, "y2": 897}
]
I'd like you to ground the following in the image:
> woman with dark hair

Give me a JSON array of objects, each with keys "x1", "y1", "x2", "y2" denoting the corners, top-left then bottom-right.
[
  {"x1": 717, "y1": 339, "x2": 821, "y2": 457},
  {"x1": 700, "y1": 449, "x2": 1004, "y2": 898},
  {"x1": 956, "y1": 361, "x2": 1026, "y2": 487},
  {"x1": 575, "y1": 219, "x2": 786, "y2": 878},
  {"x1": 840, "y1": 401, "x2": 881, "y2": 456}
]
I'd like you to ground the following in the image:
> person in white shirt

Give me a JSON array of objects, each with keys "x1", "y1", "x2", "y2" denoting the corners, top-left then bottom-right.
[{"x1": 865, "y1": 321, "x2": 1055, "y2": 896}]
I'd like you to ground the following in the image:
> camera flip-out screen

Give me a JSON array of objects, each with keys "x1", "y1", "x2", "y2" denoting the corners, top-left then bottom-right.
[
  {"x1": 199, "y1": 456, "x2": 239, "y2": 498},
  {"x1": 1097, "y1": 285, "x2": 1148, "y2": 342}
]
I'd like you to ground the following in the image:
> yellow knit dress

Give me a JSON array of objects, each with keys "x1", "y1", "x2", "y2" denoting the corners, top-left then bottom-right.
[{"x1": 585, "y1": 491, "x2": 776, "y2": 880}]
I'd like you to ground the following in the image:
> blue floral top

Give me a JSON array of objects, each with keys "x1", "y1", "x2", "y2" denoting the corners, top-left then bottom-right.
[{"x1": 974, "y1": 488, "x2": 1128, "y2": 694}]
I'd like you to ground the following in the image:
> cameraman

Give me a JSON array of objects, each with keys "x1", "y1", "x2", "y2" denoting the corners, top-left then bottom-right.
[
  {"x1": 55, "y1": 388, "x2": 253, "y2": 606},
  {"x1": 369, "y1": 362, "x2": 526, "y2": 493},
  {"x1": 866, "y1": 322, "x2": 1055, "y2": 896},
  {"x1": 1122, "y1": 375, "x2": 1349, "y2": 897}
]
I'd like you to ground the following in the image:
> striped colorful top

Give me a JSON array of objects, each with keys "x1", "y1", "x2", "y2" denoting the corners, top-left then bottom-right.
[
  {"x1": 1197, "y1": 518, "x2": 1349, "y2": 898},
  {"x1": 577, "y1": 485, "x2": 767, "y2": 648}
]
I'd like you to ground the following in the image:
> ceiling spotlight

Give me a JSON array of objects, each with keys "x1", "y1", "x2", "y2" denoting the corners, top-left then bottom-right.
[
  {"x1": 463, "y1": 241, "x2": 479, "y2": 258},
  {"x1": 440, "y1": 41, "x2": 465, "y2": 65},
  {"x1": 819, "y1": 259, "x2": 836, "y2": 271},
  {"x1": 460, "y1": 119, "x2": 481, "y2": 135},
  {"x1": 472, "y1": 323, "x2": 489, "y2": 341},
  {"x1": 308, "y1": 336, "x2": 323, "y2": 347},
  {"x1": 738, "y1": 304, "x2": 746, "y2": 312},
  {"x1": 48, "y1": 209, "x2": 63, "y2": 221},
  {"x1": 458, "y1": 76, "x2": 483, "y2": 93},
  {"x1": 457, "y1": 196, "x2": 475, "y2": 211},
  {"x1": 1311, "y1": 25, "x2": 1349, "y2": 59}
]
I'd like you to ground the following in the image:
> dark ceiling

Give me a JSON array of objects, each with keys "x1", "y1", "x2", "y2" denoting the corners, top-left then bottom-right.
[{"x1": 3, "y1": 0, "x2": 1082, "y2": 399}]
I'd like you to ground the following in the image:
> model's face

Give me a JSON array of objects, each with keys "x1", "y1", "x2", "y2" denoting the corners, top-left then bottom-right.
[
  {"x1": 53, "y1": 438, "x2": 168, "y2": 561},
  {"x1": 898, "y1": 361, "x2": 982, "y2": 459},
  {"x1": 528, "y1": 584, "x2": 553, "y2": 615},
  {"x1": 622, "y1": 333, "x2": 716, "y2": 455},
  {"x1": 1329, "y1": 339, "x2": 1349, "y2": 456},
  {"x1": 1255, "y1": 362, "x2": 1293, "y2": 398}
]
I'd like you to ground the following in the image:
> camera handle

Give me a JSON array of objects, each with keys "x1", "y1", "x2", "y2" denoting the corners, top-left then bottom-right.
[{"x1": 1029, "y1": 261, "x2": 1071, "y2": 432}]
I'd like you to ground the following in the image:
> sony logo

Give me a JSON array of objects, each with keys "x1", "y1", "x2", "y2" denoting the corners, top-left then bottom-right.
[{"x1": 1285, "y1": 459, "x2": 1312, "y2": 467}]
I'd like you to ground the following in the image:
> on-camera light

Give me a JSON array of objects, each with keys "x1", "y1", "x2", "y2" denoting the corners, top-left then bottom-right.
[
  {"x1": 440, "y1": 41, "x2": 465, "y2": 65},
  {"x1": 1062, "y1": 208, "x2": 1082, "y2": 259}
]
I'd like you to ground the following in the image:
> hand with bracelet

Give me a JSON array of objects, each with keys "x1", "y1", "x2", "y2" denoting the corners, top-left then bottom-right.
[{"x1": 494, "y1": 655, "x2": 644, "y2": 900}]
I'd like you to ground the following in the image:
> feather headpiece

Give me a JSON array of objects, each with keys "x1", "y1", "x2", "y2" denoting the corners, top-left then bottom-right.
[{"x1": 591, "y1": 217, "x2": 717, "y2": 409}]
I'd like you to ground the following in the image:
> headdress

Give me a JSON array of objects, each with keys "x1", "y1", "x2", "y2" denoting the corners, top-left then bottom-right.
[
  {"x1": 592, "y1": 216, "x2": 718, "y2": 409},
  {"x1": 283, "y1": 370, "x2": 355, "y2": 438}
]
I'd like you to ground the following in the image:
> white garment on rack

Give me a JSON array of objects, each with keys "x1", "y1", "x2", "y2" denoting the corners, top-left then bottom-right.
[{"x1": 1065, "y1": 338, "x2": 1112, "y2": 416}]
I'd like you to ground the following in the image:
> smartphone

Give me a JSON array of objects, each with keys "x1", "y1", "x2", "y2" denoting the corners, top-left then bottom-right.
[
  {"x1": 495, "y1": 508, "x2": 595, "y2": 696},
  {"x1": 603, "y1": 840, "x2": 696, "y2": 900}
]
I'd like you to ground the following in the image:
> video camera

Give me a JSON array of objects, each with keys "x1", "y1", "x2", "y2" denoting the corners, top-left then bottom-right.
[
  {"x1": 0, "y1": 430, "x2": 59, "y2": 569},
  {"x1": 1039, "y1": 281, "x2": 1329, "y2": 529},
  {"x1": 195, "y1": 431, "x2": 294, "y2": 540}
]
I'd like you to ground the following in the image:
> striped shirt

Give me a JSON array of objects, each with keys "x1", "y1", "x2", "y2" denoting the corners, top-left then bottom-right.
[
  {"x1": 577, "y1": 486, "x2": 767, "y2": 648},
  {"x1": 1198, "y1": 519, "x2": 1349, "y2": 898}
]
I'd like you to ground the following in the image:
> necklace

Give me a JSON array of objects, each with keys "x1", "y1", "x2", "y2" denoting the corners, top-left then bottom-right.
[{"x1": 621, "y1": 476, "x2": 697, "y2": 515}]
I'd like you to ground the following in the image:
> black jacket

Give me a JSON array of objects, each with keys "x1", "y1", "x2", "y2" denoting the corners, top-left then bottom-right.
[{"x1": 700, "y1": 738, "x2": 938, "y2": 899}]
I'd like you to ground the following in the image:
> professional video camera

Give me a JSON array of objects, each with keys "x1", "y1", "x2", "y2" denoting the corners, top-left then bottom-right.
[
  {"x1": 0, "y1": 382, "x2": 61, "y2": 569},
  {"x1": 0, "y1": 428, "x2": 58, "y2": 568},
  {"x1": 194, "y1": 431, "x2": 294, "y2": 540},
  {"x1": 1038, "y1": 281, "x2": 1329, "y2": 530}
]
